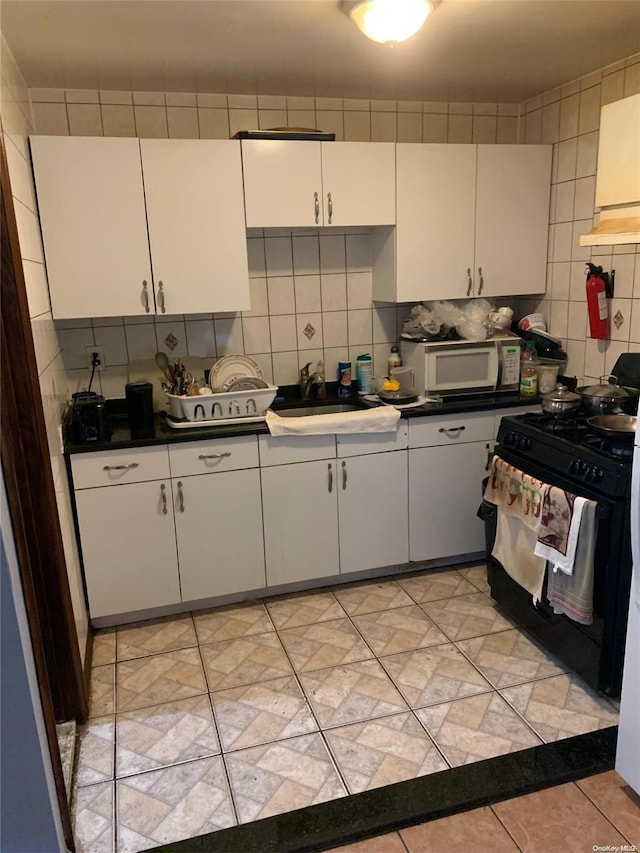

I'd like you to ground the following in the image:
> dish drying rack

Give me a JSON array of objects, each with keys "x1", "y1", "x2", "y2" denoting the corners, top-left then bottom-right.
[{"x1": 166, "y1": 385, "x2": 278, "y2": 428}]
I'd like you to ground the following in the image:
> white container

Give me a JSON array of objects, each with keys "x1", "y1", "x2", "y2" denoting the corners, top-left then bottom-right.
[{"x1": 167, "y1": 385, "x2": 278, "y2": 421}]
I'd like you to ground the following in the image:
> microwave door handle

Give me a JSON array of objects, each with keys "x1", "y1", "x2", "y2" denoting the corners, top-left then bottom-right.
[{"x1": 491, "y1": 345, "x2": 501, "y2": 390}]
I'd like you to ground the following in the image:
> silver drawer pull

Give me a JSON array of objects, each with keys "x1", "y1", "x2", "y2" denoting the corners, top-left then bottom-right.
[
  {"x1": 158, "y1": 280, "x2": 166, "y2": 313},
  {"x1": 327, "y1": 191, "x2": 333, "y2": 224},
  {"x1": 177, "y1": 480, "x2": 184, "y2": 512},
  {"x1": 198, "y1": 452, "x2": 231, "y2": 460},
  {"x1": 314, "y1": 192, "x2": 320, "y2": 224},
  {"x1": 342, "y1": 460, "x2": 347, "y2": 490},
  {"x1": 477, "y1": 266, "x2": 484, "y2": 295},
  {"x1": 438, "y1": 426, "x2": 466, "y2": 434},
  {"x1": 103, "y1": 463, "x2": 139, "y2": 471},
  {"x1": 160, "y1": 483, "x2": 167, "y2": 514},
  {"x1": 466, "y1": 268, "x2": 472, "y2": 296},
  {"x1": 328, "y1": 463, "x2": 333, "y2": 493}
]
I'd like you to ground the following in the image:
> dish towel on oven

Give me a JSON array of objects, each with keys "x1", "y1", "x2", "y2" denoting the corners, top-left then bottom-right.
[
  {"x1": 534, "y1": 488, "x2": 588, "y2": 575},
  {"x1": 546, "y1": 499, "x2": 597, "y2": 624},
  {"x1": 483, "y1": 456, "x2": 547, "y2": 604}
]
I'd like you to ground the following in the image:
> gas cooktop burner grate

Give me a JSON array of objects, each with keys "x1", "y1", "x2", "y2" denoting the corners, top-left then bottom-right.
[
  {"x1": 581, "y1": 433, "x2": 634, "y2": 459},
  {"x1": 523, "y1": 411, "x2": 584, "y2": 435}
]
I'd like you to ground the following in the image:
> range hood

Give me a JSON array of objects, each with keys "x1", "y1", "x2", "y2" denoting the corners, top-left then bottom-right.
[{"x1": 580, "y1": 93, "x2": 640, "y2": 246}]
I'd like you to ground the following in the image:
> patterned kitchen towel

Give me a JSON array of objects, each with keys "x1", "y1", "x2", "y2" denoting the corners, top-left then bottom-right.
[
  {"x1": 534, "y1": 488, "x2": 587, "y2": 576},
  {"x1": 483, "y1": 456, "x2": 546, "y2": 531},
  {"x1": 547, "y1": 500, "x2": 597, "y2": 624}
]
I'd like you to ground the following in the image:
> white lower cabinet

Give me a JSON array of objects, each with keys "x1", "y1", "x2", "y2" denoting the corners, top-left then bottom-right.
[
  {"x1": 74, "y1": 479, "x2": 181, "y2": 618},
  {"x1": 261, "y1": 459, "x2": 340, "y2": 586},
  {"x1": 338, "y1": 451, "x2": 408, "y2": 574},
  {"x1": 173, "y1": 469, "x2": 265, "y2": 601}
]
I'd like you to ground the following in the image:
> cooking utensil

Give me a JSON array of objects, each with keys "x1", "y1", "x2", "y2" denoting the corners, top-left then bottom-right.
[
  {"x1": 378, "y1": 390, "x2": 419, "y2": 404},
  {"x1": 541, "y1": 383, "x2": 581, "y2": 416},
  {"x1": 587, "y1": 414, "x2": 637, "y2": 438},
  {"x1": 155, "y1": 351, "x2": 173, "y2": 384},
  {"x1": 578, "y1": 375, "x2": 632, "y2": 415}
]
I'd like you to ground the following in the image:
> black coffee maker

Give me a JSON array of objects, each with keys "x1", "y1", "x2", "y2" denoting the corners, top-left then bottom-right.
[
  {"x1": 71, "y1": 392, "x2": 111, "y2": 444},
  {"x1": 125, "y1": 381, "x2": 155, "y2": 439}
]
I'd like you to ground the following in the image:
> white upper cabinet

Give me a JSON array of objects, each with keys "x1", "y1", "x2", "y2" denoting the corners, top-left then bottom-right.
[
  {"x1": 30, "y1": 137, "x2": 250, "y2": 319},
  {"x1": 140, "y1": 139, "x2": 250, "y2": 314},
  {"x1": 373, "y1": 143, "x2": 551, "y2": 303},
  {"x1": 241, "y1": 140, "x2": 396, "y2": 228},
  {"x1": 30, "y1": 136, "x2": 153, "y2": 319},
  {"x1": 474, "y1": 145, "x2": 551, "y2": 298}
]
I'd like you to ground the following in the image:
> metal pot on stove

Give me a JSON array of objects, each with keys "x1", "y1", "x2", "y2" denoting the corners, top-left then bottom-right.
[
  {"x1": 577, "y1": 375, "x2": 634, "y2": 415},
  {"x1": 541, "y1": 383, "x2": 582, "y2": 417}
]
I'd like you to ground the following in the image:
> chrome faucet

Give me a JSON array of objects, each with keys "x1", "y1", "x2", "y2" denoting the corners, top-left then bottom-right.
[{"x1": 300, "y1": 362, "x2": 319, "y2": 400}]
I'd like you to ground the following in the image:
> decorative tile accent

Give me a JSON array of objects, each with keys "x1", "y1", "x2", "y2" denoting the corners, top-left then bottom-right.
[
  {"x1": 116, "y1": 695, "x2": 220, "y2": 778},
  {"x1": 416, "y1": 693, "x2": 542, "y2": 766},
  {"x1": 76, "y1": 716, "x2": 115, "y2": 787},
  {"x1": 278, "y1": 618, "x2": 373, "y2": 672},
  {"x1": 380, "y1": 645, "x2": 493, "y2": 708},
  {"x1": 225, "y1": 733, "x2": 347, "y2": 824},
  {"x1": 93, "y1": 630, "x2": 116, "y2": 666},
  {"x1": 299, "y1": 659, "x2": 407, "y2": 727},
  {"x1": 211, "y1": 675, "x2": 317, "y2": 751},
  {"x1": 303, "y1": 322, "x2": 316, "y2": 340},
  {"x1": 457, "y1": 564, "x2": 491, "y2": 594},
  {"x1": 200, "y1": 632, "x2": 292, "y2": 691},
  {"x1": 396, "y1": 571, "x2": 478, "y2": 603},
  {"x1": 193, "y1": 602, "x2": 272, "y2": 644},
  {"x1": 90, "y1": 664, "x2": 115, "y2": 717},
  {"x1": 500, "y1": 674, "x2": 618, "y2": 742},
  {"x1": 420, "y1": 593, "x2": 515, "y2": 642},
  {"x1": 613, "y1": 309, "x2": 625, "y2": 329},
  {"x1": 116, "y1": 648, "x2": 207, "y2": 712},
  {"x1": 264, "y1": 590, "x2": 345, "y2": 629},
  {"x1": 332, "y1": 579, "x2": 413, "y2": 616},
  {"x1": 116, "y1": 756, "x2": 235, "y2": 851},
  {"x1": 73, "y1": 780, "x2": 114, "y2": 853},
  {"x1": 457, "y1": 630, "x2": 567, "y2": 689},
  {"x1": 116, "y1": 615, "x2": 197, "y2": 661},
  {"x1": 325, "y1": 712, "x2": 448, "y2": 793},
  {"x1": 164, "y1": 331, "x2": 179, "y2": 350},
  {"x1": 352, "y1": 606, "x2": 448, "y2": 656}
]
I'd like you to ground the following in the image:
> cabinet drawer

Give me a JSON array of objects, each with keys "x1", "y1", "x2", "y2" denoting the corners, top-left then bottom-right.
[
  {"x1": 168, "y1": 435, "x2": 259, "y2": 477},
  {"x1": 336, "y1": 422, "x2": 408, "y2": 457},
  {"x1": 71, "y1": 445, "x2": 170, "y2": 489},
  {"x1": 408, "y1": 411, "x2": 495, "y2": 448},
  {"x1": 258, "y1": 434, "x2": 336, "y2": 467}
]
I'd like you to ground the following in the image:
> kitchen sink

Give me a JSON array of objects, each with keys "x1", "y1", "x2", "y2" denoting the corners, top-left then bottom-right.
[{"x1": 272, "y1": 400, "x2": 371, "y2": 417}]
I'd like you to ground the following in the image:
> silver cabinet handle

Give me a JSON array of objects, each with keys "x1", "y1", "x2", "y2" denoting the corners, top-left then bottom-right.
[
  {"x1": 314, "y1": 192, "x2": 320, "y2": 224},
  {"x1": 478, "y1": 266, "x2": 484, "y2": 295},
  {"x1": 485, "y1": 443, "x2": 492, "y2": 472},
  {"x1": 466, "y1": 268, "x2": 472, "y2": 297},
  {"x1": 158, "y1": 280, "x2": 166, "y2": 313},
  {"x1": 142, "y1": 280, "x2": 150, "y2": 313},
  {"x1": 160, "y1": 482, "x2": 167, "y2": 514},
  {"x1": 342, "y1": 460, "x2": 347, "y2": 490},
  {"x1": 103, "y1": 462, "x2": 139, "y2": 471},
  {"x1": 328, "y1": 463, "x2": 333, "y2": 493},
  {"x1": 327, "y1": 192, "x2": 333, "y2": 225},
  {"x1": 438, "y1": 426, "x2": 466, "y2": 435},
  {"x1": 198, "y1": 452, "x2": 231, "y2": 460},
  {"x1": 177, "y1": 480, "x2": 184, "y2": 513}
]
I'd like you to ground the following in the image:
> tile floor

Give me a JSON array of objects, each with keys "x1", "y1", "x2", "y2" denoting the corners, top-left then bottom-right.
[
  {"x1": 329, "y1": 770, "x2": 640, "y2": 852},
  {"x1": 73, "y1": 563, "x2": 620, "y2": 853}
]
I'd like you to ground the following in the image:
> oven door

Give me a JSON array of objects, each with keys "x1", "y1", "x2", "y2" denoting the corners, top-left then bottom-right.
[{"x1": 486, "y1": 444, "x2": 632, "y2": 697}]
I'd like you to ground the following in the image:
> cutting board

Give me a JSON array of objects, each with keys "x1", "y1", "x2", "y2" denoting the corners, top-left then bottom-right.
[{"x1": 128, "y1": 357, "x2": 210, "y2": 412}]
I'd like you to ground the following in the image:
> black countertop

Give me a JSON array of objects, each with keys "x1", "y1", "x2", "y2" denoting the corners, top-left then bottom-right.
[{"x1": 64, "y1": 391, "x2": 541, "y2": 454}]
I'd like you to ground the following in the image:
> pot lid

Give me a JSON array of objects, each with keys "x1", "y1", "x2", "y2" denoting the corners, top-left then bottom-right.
[
  {"x1": 542, "y1": 383, "x2": 581, "y2": 403},
  {"x1": 580, "y1": 375, "x2": 631, "y2": 400}
]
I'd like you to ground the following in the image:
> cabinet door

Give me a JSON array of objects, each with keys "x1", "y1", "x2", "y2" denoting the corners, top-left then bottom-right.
[
  {"x1": 262, "y1": 460, "x2": 339, "y2": 586},
  {"x1": 409, "y1": 441, "x2": 491, "y2": 562},
  {"x1": 29, "y1": 136, "x2": 152, "y2": 319},
  {"x1": 173, "y1": 469, "x2": 265, "y2": 601},
  {"x1": 338, "y1": 451, "x2": 408, "y2": 574},
  {"x1": 140, "y1": 140, "x2": 250, "y2": 314},
  {"x1": 396, "y1": 144, "x2": 476, "y2": 303},
  {"x1": 475, "y1": 145, "x2": 551, "y2": 297},
  {"x1": 242, "y1": 141, "x2": 322, "y2": 227},
  {"x1": 75, "y1": 480, "x2": 180, "y2": 619},
  {"x1": 320, "y1": 142, "x2": 395, "y2": 226}
]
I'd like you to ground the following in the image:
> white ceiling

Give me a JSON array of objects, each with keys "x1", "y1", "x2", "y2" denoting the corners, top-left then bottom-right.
[{"x1": 2, "y1": 0, "x2": 639, "y2": 103}]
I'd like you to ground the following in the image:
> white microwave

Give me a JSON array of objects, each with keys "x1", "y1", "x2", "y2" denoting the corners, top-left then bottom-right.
[{"x1": 401, "y1": 335, "x2": 522, "y2": 396}]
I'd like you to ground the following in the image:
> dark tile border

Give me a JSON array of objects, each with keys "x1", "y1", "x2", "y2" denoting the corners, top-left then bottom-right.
[{"x1": 153, "y1": 727, "x2": 617, "y2": 853}]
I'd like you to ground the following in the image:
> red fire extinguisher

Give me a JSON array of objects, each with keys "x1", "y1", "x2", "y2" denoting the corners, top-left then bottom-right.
[{"x1": 585, "y1": 263, "x2": 610, "y2": 340}]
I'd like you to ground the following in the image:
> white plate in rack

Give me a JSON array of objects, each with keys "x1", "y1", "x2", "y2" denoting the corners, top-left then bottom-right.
[{"x1": 209, "y1": 355, "x2": 263, "y2": 391}]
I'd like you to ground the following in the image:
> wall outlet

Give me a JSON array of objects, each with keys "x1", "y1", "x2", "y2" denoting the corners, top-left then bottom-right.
[{"x1": 86, "y1": 346, "x2": 105, "y2": 371}]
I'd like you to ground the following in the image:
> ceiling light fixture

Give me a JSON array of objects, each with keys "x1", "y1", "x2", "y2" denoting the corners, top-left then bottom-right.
[{"x1": 345, "y1": 0, "x2": 433, "y2": 46}]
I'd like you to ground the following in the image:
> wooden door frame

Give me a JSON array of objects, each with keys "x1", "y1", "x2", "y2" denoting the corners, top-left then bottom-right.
[{"x1": 1, "y1": 133, "x2": 87, "y2": 850}]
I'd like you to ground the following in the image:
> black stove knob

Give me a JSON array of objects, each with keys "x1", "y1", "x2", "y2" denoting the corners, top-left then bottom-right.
[
  {"x1": 587, "y1": 466, "x2": 604, "y2": 483},
  {"x1": 505, "y1": 431, "x2": 516, "y2": 447}
]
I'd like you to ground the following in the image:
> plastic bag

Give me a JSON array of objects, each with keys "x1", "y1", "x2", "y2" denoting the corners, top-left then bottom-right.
[
  {"x1": 457, "y1": 298, "x2": 494, "y2": 341},
  {"x1": 403, "y1": 299, "x2": 494, "y2": 341}
]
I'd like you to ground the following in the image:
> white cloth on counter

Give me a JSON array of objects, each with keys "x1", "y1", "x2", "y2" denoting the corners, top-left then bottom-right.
[
  {"x1": 265, "y1": 406, "x2": 401, "y2": 436},
  {"x1": 547, "y1": 500, "x2": 597, "y2": 624},
  {"x1": 534, "y1": 488, "x2": 588, "y2": 576},
  {"x1": 483, "y1": 456, "x2": 547, "y2": 603}
]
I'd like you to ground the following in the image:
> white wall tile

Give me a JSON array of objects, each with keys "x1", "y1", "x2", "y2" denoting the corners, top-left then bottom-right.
[
  {"x1": 32, "y1": 102, "x2": 69, "y2": 134},
  {"x1": 167, "y1": 106, "x2": 199, "y2": 138},
  {"x1": 134, "y1": 105, "x2": 168, "y2": 138},
  {"x1": 66, "y1": 89, "x2": 99, "y2": 103},
  {"x1": 524, "y1": 110, "x2": 542, "y2": 144},
  {"x1": 247, "y1": 238, "x2": 266, "y2": 277},
  {"x1": 288, "y1": 109, "x2": 316, "y2": 129},
  {"x1": 604, "y1": 340, "x2": 629, "y2": 374},
  {"x1": 422, "y1": 113, "x2": 448, "y2": 143},
  {"x1": 67, "y1": 103, "x2": 103, "y2": 135},
  {"x1": 601, "y1": 70, "x2": 625, "y2": 105},
  {"x1": 541, "y1": 101, "x2": 560, "y2": 144},
  {"x1": 296, "y1": 312, "x2": 323, "y2": 350},
  {"x1": 320, "y1": 235, "x2": 346, "y2": 273},
  {"x1": 321, "y1": 273, "x2": 347, "y2": 311},
  {"x1": 496, "y1": 116, "x2": 518, "y2": 144},
  {"x1": 578, "y1": 85, "x2": 601, "y2": 135},
  {"x1": 228, "y1": 109, "x2": 258, "y2": 137},
  {"x1": 322, "y1": 311, "x2": 348, "y2": 348},
  {"x1": 124, "y1": 323, "x2": 158, "y2": 360},
  {"x1": 22, "y1": 259, "x2": 51, "y2": 319},
  {"x1": 347, "y1": 271, "x2": 372, "y2": 309},
  {"x1": 166, "y1": 92, "x2": 196, "y2": 107},
  {"x1": 185, "y1": 319, "x2": 216, "y2": 357},
  {"x1": 612, "y1": 254, "x2": 636, "y2": 299},
  {"x1": 423, "y1": 101, "x2": 448, "y2": 114},
  {"x1": 196, "y1": 93, "x2": 227, "y2": 108},
  {"x1": 565, "y1": 338, "x2": 586, "y2": 381},
  {"x1": 242, "y1": 316, "x2": 271, "y2": 353},
  {"x1": 549, "y1": 300, "x2": 569, "y2": 339},
  {"x1": 269, "y1": 315, "x2": 297, "y2": 351},
  {"x1": 573, "y1": 176, "x2": 596, "y2": 220},
  {"x1": 346, "y1": 234, "x2": 371, "y2": 271},
  {"x1": 447, "y1": 115, "x2": 472, "y2": 143},
  {"x1": 556, "y1": 138, "x2": 578, "y2": 182},
  {"x1": 101, "y1": 104, "x2": 136, "y2": 137},
  {"x1": 316, "y1": 110, "x2": 344, "y2": 141},
  {"x1": 198, "y1": 108, "x2": 229, "y2": 139},
  {"x1": 243, "y1": 279, "x2": 269, "y2": 318},
  {"x1": 265, "y1": 237, "x2": 293, "y2": 276},
  {"x1": 100, "y1": 91, "x2": 133, "y2": 105},
  {"x1": 554, "y1": 181, "x2": 575, "y2": 223},
  {"x1": 372, "y1": 306, "x2": 397, "y2": 344},
  {"x1": 293, "y1": 236, "x2": 320, "y2": 275},
  {"x1": 294, "y1": 274, "x2": 321, "y2": 313},
  {"x1": 571, "y1": 220, "x2": 592, "y2": 261},
  {"x1": 576, "y1": 131, "x2": 598, "y2": 178},
  {"x1": 624, "y1": 62, "x2": 640, "y2": 96},
  {"x1": 267, "y1": 276, "x2": 295, "y2": 314},
  {"x1": 133, "y1": 92, "x2": 166, "y2": 105},
  {"x1": 371, "y1": 112, "x2": 396, "y2": 142},
  {"x1": 93, "y1": 324, "x2": 128, "y2": 366},
  {"x1": 271, "y1": 351, "x2": 298, "y2": 385},
  {"x1": 58, "y1": 326, "x2": 95, "y2": 370},
  {"x1": 13, "y1": 200, "x2": 44, "y2": 264},
  {"x1": 567, "y1": 300, "x2": 588, "y2": 339},
  {"x1": 551, "y1": 262, "x2": 571, "y2": 300},
  {"x1": 214, "y1": 315, "x2": 244, "y2": 355},
  {"x1": 348, "y1": 308, "x2": 372, "y2": 345},
  {"x1": 397, "y1": 113, "x2": 422, "y2": 142},
  {"x1": 552, "y1": 222, "x2": 573, "y2": 262},
  {"x1": 609, "y1": 298, "x2": 632, "y2": 342},
  {"x1": 259, "y1": 109, "x2": 287, "y2": 130},
  {"x1": 344, "y1": 111, "x2": 371, "y2": 142},
  {"x1": 584, "y1": 337, "x2": 607, "y2": 377},
  {"x1": 316, "y1": 97, "x2": 343, "y2": 110}
]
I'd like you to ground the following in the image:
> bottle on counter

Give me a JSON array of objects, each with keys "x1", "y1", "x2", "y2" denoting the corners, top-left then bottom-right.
[
  {"x1": 314, "y1": 359, "x2": 326, "y2": 400},
  {"x1": 519, "y1": 341, "x2": 538, "y2": 397},
  {"x1": 356, "y1": 353, "x2": 373, "y2": 396},
  {"x1": 388, "y1": 345, "x2": 402, "y2": 376},
  {"x1": 337, "y1": 361, "x2": 352, "y2": 397}
]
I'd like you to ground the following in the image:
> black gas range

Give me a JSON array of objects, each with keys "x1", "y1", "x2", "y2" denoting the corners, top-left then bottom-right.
[{"x1": 482, "y1": 412, "x2": 634, "y2": 697}]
